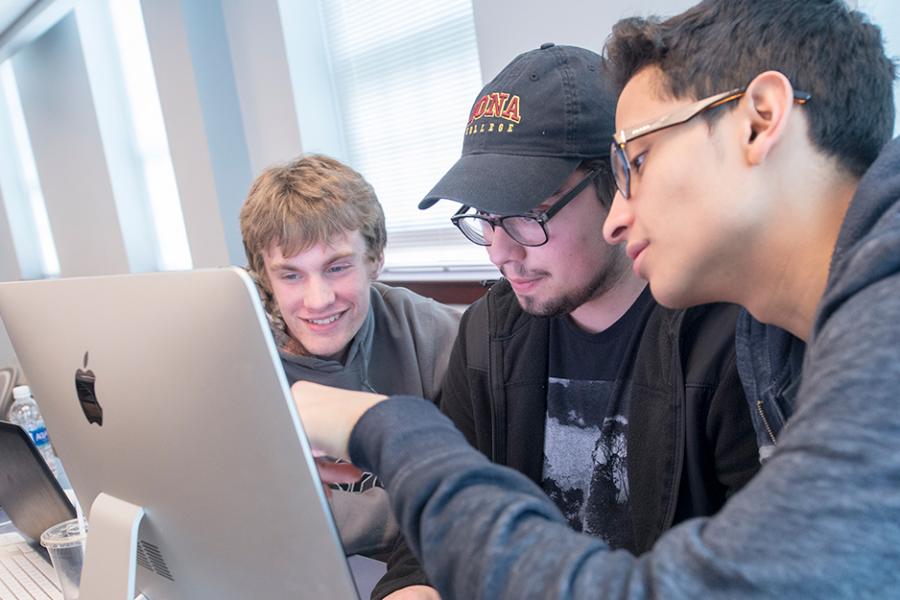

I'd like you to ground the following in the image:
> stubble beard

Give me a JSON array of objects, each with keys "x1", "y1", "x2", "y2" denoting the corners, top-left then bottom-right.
[{"x1": 512, "y1": 246, "x2": 632, "y2": 317}]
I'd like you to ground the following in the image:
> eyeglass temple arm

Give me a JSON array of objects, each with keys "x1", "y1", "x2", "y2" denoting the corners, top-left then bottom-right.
[
  {"x1": 613, "y1": 88, "x2": 743, "y2": 146},
  {"x1": 614, "y1": 88, "x2": 811, "y2": 146},
  {"x1": 452, "y1": 204, "x2": 471, "y2": 217}
]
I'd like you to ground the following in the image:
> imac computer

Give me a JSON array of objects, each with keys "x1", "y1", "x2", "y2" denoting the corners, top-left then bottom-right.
[{"x1": 0, "y1": 268, "x2": 360, "y2": 599}]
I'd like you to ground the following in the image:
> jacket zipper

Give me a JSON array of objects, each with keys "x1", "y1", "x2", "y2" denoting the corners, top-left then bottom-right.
[
  {"x1": 756, "y1": 400, "x2": 778, "y2": 445},
  {"x1": 487, "y1": 286, "x2": 506, "y2": 464},
  {"x1": 662, "y1": 318, "x2": 686, "y2": 531}
]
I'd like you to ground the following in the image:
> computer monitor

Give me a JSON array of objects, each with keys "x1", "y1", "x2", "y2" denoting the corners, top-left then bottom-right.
[{"x1": 0, "y1": 268, "x2": 359, "y2": 599}]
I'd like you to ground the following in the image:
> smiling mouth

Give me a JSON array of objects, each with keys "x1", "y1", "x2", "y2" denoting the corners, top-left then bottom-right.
[{"x1": 303, "y1": 311, "x2": 346, "y2": 325}]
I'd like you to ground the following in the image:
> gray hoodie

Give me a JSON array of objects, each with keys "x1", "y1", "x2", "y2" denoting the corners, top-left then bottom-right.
[
  {"x1": 276, "y1": 282, "x2": 460, "y2": 401},
  {"x1": 264, "y1": 279, "x2": 460, "y2": 557}
]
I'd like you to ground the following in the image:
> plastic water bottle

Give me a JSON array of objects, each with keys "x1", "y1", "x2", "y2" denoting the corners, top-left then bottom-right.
[{"x1": 7, "y1": 385, "x2": 70, "y2": 487}]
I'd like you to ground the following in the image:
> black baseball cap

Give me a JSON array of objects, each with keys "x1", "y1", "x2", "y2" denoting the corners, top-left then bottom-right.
[{"x1": 419, "y1": 43, "x2": 618, "y2": 215}]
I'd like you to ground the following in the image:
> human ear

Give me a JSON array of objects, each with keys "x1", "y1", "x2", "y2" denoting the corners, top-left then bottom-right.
[
  {"x1": 369, "y1": 253, "x2": 385, "y2": 280},
  {"x1": 738, "y1": 71, "x2": 797, "y2": 166}
]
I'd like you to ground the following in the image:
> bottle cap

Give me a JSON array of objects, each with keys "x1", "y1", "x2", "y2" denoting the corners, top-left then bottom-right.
[{"x1": 12, "y1": 385, "x2": 31, "y2": 399}]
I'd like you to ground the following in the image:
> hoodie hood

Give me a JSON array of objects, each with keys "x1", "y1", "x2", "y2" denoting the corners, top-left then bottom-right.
[
  {"x1": 277, "y1": 307, "x2": 375, "y2": 375},
  {"x1": 816, "y1": 135, "x2": 900, "y2": 336}
]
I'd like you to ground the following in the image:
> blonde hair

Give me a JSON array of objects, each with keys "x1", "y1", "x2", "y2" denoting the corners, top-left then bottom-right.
[{"x1": 240, "y1": 154, "x2": 387, "y2": 283}]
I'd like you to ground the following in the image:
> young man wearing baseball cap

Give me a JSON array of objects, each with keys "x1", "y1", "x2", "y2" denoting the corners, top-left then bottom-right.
[{"x1": 372, "y1": 43, "x2": 759, "y2": 599}]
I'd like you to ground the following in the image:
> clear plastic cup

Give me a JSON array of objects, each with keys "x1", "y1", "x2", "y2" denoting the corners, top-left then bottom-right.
[{"x1": 40, "y1": 518, "x2": 88, "y2": 600}]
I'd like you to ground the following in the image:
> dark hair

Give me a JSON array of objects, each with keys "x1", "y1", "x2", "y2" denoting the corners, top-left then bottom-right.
[
  {"x1": 581, "y1": 158, "x2": 617, "y2": 209},
  {"x1": 605, "y1": 0, "x2": 896, "y2": 178}
]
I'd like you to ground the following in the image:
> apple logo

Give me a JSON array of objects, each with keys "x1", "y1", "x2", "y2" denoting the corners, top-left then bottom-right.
[{"x1": 75, "y1": 351, "x2": 103, "y2": 426}]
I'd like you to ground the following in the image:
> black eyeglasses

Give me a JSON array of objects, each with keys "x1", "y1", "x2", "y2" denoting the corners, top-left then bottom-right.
[
  {"x1": 610, "y1": 87, "x2": 811, "y2": 199},
  {"x1": 450, "y1": 169, "x2": 599, "y2": 247}
]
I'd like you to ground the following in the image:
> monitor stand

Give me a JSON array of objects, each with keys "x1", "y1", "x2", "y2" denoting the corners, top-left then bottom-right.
[{"x1": 79, "y1": 492, "x2": 147, "y2": 600}]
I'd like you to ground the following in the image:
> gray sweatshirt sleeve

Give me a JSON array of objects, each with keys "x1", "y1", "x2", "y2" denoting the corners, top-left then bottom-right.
[{"x1": 349, "y1": 274, "x2": 900, "y2": 599}]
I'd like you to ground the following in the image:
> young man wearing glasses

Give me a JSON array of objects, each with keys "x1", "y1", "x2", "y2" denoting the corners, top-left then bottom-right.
[
  {"x1": 373, "y1": 44, "x2": 759, "y2": 600},
  {"x1": 292, "y1": 2, "x2": 900, "y2": 597}
]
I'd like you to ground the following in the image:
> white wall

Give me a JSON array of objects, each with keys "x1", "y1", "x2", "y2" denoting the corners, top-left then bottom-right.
[
  {"x1": 472, "y1": 0, "x2": 695, "y2": 81},
  {"x1": 472, "y1": 0, "x2": 900, "y2": 141},
  {"x1": 858, "y1": 1, "x2": 900, "y2": 138}
]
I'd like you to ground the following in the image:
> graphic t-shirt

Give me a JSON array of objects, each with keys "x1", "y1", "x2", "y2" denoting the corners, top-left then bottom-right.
[{"x1": 542, "y1": 288, "x2": 652, "y2": 549}]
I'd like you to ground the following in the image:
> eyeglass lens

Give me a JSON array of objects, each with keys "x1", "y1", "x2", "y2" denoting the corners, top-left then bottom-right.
[
  {"x1": 456, "y1": 214, "x2": 548, "y2": 246},
  {"x1": 611, "y1": 142, "x2": 630, "y2": 199}
]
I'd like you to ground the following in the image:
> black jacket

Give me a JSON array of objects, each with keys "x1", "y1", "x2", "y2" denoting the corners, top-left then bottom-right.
[{"x1": 373, "y1": 280, "x2": 759, "y2": 598}]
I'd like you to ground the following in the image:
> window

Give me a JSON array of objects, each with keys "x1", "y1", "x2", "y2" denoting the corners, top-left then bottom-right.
[
  {"x1": 77, "y1": 0, "x2": 192, "y2": 272},
  {"x1": 0, "y1": 61, "x2": 59, "y2": 279},
  {"x1": 106, "y1": 0, "x2": 192, "y2": 271},
  {"x1": 319, "y1": 1, "x2": 498, "y2": 279}
]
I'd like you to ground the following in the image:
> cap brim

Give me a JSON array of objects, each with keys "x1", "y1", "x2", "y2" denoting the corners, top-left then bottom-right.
[{"x1": 419, "y1": 153, "x2": 581, "y2": 214}]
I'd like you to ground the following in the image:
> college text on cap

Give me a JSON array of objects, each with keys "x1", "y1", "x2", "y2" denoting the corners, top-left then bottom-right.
[{"x1": 466, "y1": 92, "x2": 520, "y2": 135}]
